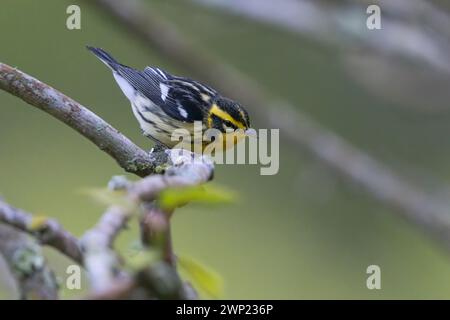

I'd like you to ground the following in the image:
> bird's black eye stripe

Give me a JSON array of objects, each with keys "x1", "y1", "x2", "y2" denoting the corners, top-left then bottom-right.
[{"x1": 223, "y1": 120, "x2": 236, "y2": 129}]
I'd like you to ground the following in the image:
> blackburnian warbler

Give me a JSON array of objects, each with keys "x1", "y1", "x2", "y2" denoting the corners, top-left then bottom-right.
[{"x1": 87, "y1": 46, "x2": 251, "y2": 150}]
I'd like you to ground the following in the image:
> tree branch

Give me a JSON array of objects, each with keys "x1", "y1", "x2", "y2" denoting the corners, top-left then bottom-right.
[
  {"x1": 0, "y1": 199, "x2": 83, "y2": 265},
  {"x1": 140, "y1": 206, "x2": 175, "y2": 266},
  {"x1": 82, "y1": 154, "x2": 213, "y2": 298},
  {"x1": 81, "y1": 205, "x2": 131, "y2": 294},
  {"x1": 0, "y1": 63, "x2": 159, "y2": 177}
]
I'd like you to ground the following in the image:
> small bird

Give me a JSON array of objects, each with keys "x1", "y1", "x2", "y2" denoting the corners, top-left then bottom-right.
[{"x1": 87, "y1": 46, "x2": 251, "y2": 150}]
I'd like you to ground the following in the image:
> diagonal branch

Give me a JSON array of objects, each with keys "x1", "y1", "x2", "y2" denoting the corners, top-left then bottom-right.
[
  {"x1": 0, "y1": 63, "x2": 157, "y2": 177},
  {"x1": 0, "y1": 199, "x2": 83, "y2": 265},
  {"x1": 193, "y1": 0, "x2": 450, "y2": 74}
]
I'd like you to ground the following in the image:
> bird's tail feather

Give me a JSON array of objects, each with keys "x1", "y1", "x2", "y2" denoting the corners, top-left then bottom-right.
[{"x1": 86, "y1": 46, "x2": 121, "y2": 71}]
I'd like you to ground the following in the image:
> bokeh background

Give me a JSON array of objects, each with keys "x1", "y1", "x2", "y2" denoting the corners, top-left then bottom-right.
[{"x1": 2, "y1": 0, "x2": 450, "y2": 299}]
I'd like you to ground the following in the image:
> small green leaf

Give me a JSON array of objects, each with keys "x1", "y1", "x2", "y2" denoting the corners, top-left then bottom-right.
[
  {"x1": 159, "y1": 184, "x2": 235, "y2": 210},
  {"x1": 178, "y1": 255, "x2": 224, "y2": 299}
]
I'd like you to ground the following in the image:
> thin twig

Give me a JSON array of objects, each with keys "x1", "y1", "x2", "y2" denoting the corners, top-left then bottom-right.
[{"x1": 81, "y1": 205, "x2": 132, "y2": 294}]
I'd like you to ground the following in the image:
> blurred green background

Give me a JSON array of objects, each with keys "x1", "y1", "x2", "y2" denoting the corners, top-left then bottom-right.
[{"x1": 2, "y1": 0, "x2": 450, "y2": 299}]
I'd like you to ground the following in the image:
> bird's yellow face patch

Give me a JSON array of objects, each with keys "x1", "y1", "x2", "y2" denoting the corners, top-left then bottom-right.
[
  {"x1": 208, "y1": 104, "x2": 246, "y2": 129},
  {"x1": 203, "y1": 130, "x2": 247, "y2": 153}
]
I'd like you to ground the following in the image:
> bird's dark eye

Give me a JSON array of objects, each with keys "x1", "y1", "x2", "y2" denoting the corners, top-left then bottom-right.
[{"x1": 223, "y1": 120, "x2": 235, "y2": 131}]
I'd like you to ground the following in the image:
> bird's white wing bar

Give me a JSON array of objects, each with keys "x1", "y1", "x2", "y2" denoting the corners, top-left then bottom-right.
[{"x1": 160, "y1": 83, "x2": 169, "y2": 102}]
